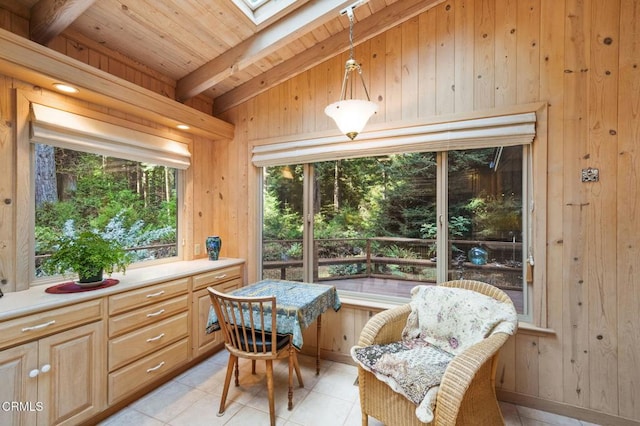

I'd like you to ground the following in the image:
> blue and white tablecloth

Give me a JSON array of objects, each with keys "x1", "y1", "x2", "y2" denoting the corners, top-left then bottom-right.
[{"x1": 206, "y1": 279, "x2": 341, "y2": 349}]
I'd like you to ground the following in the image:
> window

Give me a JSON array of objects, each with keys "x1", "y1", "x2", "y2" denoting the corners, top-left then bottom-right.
[
  {"x1": 256, "y1": 111, "x2": 538, "y2": 319},
  {"x1": 34, "y1": 145, "x2": 179, "y2": 278},
  {"x1": 18, "y1": 99, "x2": 188, "y2": 285},
  {"x1": 231, "y1": 0, "x2": 300, "y2": 25}
]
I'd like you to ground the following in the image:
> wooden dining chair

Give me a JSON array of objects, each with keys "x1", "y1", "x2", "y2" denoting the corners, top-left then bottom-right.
[{"x1": 207, "y1": 287, "x2": 304, "y2": 426}]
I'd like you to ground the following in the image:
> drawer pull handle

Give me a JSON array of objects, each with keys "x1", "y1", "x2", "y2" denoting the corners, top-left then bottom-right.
[
  {"x1": 146, "y1": 309, "x2": 166, "y2": 318},
  {"x1": 214, "y1": 274, "x2": 228, "y2": 280},
  {"x1": 146, "y1": 290, "x2": 165, "y2": 298},
  {"x1": 40, "y1": 364, "x2": 51, "y2": 373},
  {"x1": 29, "y1": 369, "x2": 40, "y2": 378},
  {"x1": 146, "y1": 361, "x2": 165, "y2": 373},
  {"x1": 22, "y1": 320, "x2": 56, "y2": 332},
  {"x1": 146, "y1": 333, "x2": 165, "y2": 343}
]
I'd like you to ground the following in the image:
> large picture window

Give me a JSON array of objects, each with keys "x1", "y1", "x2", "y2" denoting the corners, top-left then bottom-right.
[
  {"x1": 261, "y1": 146, "x2": 528, "y2": 315},
  {"x1": 18, "y1": 99, "x2": 189, "y2": 285},
  {"x1": 34, "y1": 145, "x2": 179, "y2": 278}
]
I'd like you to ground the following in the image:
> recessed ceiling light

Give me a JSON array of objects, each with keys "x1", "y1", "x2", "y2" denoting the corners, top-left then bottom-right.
[
  {"x1": 53, "y1": 83, "x2": 79, "y2": 93},
  {"x1": 176, "y1": 124, "x2": 190, "y2": 130}
]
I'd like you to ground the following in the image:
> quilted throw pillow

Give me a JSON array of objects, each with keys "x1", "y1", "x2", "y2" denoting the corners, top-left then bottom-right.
[
  {"x1": 402, "y1": 285, "x2": 518, "y2": 355},
  {"x1": 351, "y1": 339, "x2": 454, "y2": 423}
]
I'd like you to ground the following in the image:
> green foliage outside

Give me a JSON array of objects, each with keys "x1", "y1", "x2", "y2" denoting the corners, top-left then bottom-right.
[
  {"x1": 36, "y1": 149, "x2": 177, "y2": 276},
  {"x1": 263, "y1": 148, "x2": 523, "y2": 277}
]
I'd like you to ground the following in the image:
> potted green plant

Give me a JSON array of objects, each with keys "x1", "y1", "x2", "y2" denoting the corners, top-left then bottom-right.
[{"x1": 43, "y1": 231, "x2": 131, "y2": 284}]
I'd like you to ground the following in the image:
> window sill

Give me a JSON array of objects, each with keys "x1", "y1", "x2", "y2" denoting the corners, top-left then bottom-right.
[{"x1": 337, "y1": 290, "x2": 556, "y2": 337}]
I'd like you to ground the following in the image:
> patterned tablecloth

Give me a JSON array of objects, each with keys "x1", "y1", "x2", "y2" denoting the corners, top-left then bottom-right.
[{"x1": 206, "y1": 279, "x2": 342, "y2": 349}]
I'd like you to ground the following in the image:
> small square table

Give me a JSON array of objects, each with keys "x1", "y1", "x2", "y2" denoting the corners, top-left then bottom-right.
[{"x1": 207, "y1": 279, "x2": 342, "y2": 374}]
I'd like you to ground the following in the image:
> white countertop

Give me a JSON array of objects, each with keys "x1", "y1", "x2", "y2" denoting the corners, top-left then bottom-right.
[{"x1": 0, "y1": 258, "x2": 245, "y2": 321}]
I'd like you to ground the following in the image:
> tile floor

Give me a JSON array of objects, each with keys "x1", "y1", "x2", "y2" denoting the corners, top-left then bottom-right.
[{"x1": 101, "y1": 351, "x2": 599, "y2": 426}]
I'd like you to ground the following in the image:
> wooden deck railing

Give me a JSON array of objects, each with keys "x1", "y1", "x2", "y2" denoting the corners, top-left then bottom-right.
[{"x1": 263, "y1": 236, "x2": 523, "y2": 290}]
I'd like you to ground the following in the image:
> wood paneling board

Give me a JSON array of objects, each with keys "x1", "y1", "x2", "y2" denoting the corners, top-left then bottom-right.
[
  {"x1": 474, "y1": 0, "x2": 496, "y2": 110},
  {"x1": 515, "y1": 333, "x2": 540, "y2": 395},
  {"x1": 515, "y1": 0, "x2": 540, "y2": 104},
  {"x1": 497, "y1": 334, "x2": 517, "y2": 391},
  {"x1": 617, "y1": 0, "x2": 640, "y2": 420},
  {"x1": 537, "y1": 0, "x2": 566, "y2": 402},
  {"x1": 586, "y1": 0, "x2": 620, "y2": 414},
  {"x1": 418, "y1": 10, "x2": 437, "y2": 116},
  {"x1": 401, "y1": 17, "x2": 419, "y2": 121},
  {"x1": 453, "y1": 0, "x2": 475, "y2": 113},
  {"x1": 385, "y1": 25, "x2": 403, "y2": 122},
  {"x1": 0, "y1": 76, "x2": 14, "y2": 291},
  {"x1": 562, "y1": 0, "x2": 592, "y2": 408},
  {"x1": 494, "y1": 0, "x2": 517, "y2": 106},
  {"x1": 436, "y1": 1, "x2": 456, "y2": 114},
  {"x1": 368, "y1": 34, "x2": 387, "y2": 126}
]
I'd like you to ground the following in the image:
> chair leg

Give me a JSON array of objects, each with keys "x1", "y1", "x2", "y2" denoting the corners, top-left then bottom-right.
[
  {"x1": 292, "y1": 350, "x2": 304, "y2": 388},
  {"x1": 234, "y1": 359, "x2": 240, "y2": 386},
  {"x1": 252, "y1": 359, "x2": 256, "y2": 374},
  {"x1": 266, "y1": 360, "x2": 276, "y2": 426},
  {"x1": 361, "y1": 412, "x2": 368, "y2": 426},
  {"x1": 218, "y1": 355, "x2": 236, "y2": 417},
  {"x1": 288, "y1": 348, "x2": 294, "y2": 411}
]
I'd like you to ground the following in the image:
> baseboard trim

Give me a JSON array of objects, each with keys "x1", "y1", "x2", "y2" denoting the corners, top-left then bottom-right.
[{"x1": 497, "y1": 390, "x2": 639, "y2": 426}]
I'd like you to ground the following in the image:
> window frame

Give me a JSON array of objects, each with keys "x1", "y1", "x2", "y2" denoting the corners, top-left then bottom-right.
[
  {"x1": 254, "y1": 104, "x2": 547, "y2": 326},
  {"x1": 15, "y1": 89, "x2": 188, "y2": 290}
]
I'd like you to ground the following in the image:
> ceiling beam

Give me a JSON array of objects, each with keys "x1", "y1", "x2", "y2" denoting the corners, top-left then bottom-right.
[
  {"x1": 213, "y1": 0, "x2": 447, "y2": 114},
  {"x1": 30, "y1": 0, "x2": 97, "y2": 45},
  {"x1": 175, "y1": 0, "x2": 356, "y2": 102}
]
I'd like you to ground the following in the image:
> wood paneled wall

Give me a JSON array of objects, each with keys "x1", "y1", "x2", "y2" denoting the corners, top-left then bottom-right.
[
  {"x1": 0, "y1": 0, "x2": 638, "y2": 424},
  {"x1": 216, "y1": 0, "x2": 639, "y2": 423}
]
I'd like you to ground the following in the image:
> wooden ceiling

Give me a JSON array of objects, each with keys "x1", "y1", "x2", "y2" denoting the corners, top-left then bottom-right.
[{"x1": 3, "y1": 0, "x2": 445, "y2": 114}]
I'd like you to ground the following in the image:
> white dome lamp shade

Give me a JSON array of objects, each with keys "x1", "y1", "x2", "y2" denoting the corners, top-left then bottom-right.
[
  {"x1": 325, "y1": 3, "x2": 377, "y2": 140},
  {"x1": 325, "y1": 98, "x2": 378, "y2": 141}
]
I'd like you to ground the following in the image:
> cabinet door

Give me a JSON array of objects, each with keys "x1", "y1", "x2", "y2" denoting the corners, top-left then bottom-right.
[
  {"x1": 37, "y1": 322, "x2": 106, "y2": 426},
  {"x1": 192, "y1": 287, "x2": 223, "y2": 358},
  {"x1": 0, "y1": 342, "x2": 38, "y2": 426},
  {"x1": 191, "y1": 278, "x2": 241, "y2": 358}
]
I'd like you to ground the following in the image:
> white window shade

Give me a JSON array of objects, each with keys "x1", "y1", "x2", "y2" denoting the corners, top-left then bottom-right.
[
  {"x1": 30, "y1": 103, "x2": 191, "y2": 169},
  {"x1": 252, "y1": 112, "x2": 536, "y2": 167}
]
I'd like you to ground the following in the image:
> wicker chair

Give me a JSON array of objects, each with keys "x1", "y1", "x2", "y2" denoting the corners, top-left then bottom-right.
[
  {"x1": 208, "y1": 287, "x2": 304, "y2": 426},
  {"x1": 355, "y1": 280, "x2": 516, "y2": 426}
]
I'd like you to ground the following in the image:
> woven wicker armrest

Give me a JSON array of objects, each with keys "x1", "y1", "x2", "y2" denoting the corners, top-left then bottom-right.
[
  {"x1": 356, "y1": 304, "x2": 412, "y2": 347},
  {"x1": 434, "y1": 331, "x2": 511, "y2": 425}
]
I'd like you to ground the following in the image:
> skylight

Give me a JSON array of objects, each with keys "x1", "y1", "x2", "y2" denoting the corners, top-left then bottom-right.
[{"x1": 232, "y1": 0, "x2": 300, "y2": 26}]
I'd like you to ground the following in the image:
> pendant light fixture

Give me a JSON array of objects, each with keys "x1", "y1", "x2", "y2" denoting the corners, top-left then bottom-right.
[{"x1": 324, "y1": 1, "x2": 377, "y2": 140}]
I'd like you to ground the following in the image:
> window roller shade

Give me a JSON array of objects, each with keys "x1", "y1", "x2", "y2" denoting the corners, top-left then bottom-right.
[
  {"x1": 30, "y1": 103, "x2": 191, "y2": 169},
  {"x1": 252, "y1": 112, "x2": 536, "y2": 167}
]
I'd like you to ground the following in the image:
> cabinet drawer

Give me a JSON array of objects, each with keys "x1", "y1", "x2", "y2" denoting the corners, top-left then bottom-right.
[
  {"x1": 192, "y1": 265, "x2": 242, "y2": 291},
  {"x1": 108, "y1": 338, "x2": 189, "y2": 404},
  {"x1": 109, "y1": 278, "x2": 189, "y2": 315},
  {"x1": 0, "y1": 299, "x2": 104, "y2": 349},
  {"x1": 109, "y1": 294, "x2": 188, "y2": 338},
  {"x1": 108, "y1": 312, "x2": 188, "y2": 371}
]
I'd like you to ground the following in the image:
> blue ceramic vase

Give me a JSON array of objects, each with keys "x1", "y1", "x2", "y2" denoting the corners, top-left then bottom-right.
[{"x1": 206, "y1": 236, "x2": 222, "y2": 260}]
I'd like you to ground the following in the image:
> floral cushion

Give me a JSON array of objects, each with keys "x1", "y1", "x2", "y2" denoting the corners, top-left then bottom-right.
[
  {"x1": 351, "y1": 339, "x2": 453, "y2": 423},
  {"x1": 351, "y1": 283, "x2": 518, "y2": 423},
  {"x1": 402, "y1": 285, "x2": 518, "y2": 355}
]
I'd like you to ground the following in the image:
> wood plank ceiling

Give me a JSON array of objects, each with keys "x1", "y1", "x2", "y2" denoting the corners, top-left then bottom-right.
[{"x1": 3, "y1": 0, "x2": 445, "y2": 115}]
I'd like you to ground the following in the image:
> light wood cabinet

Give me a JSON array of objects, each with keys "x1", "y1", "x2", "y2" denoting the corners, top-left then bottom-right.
[
  {"x1": 191, "y1": 264, "x2": 243, "y2": 358},
  {"x1": 0, "y1": 259, "x2": 245, "y2": 424},
  {"x1": 0, "y1": 301, "x2": 106, "y2": 426},
  {"x1": 107, "y1": 278, "x2": 190, "y2": 404}
]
